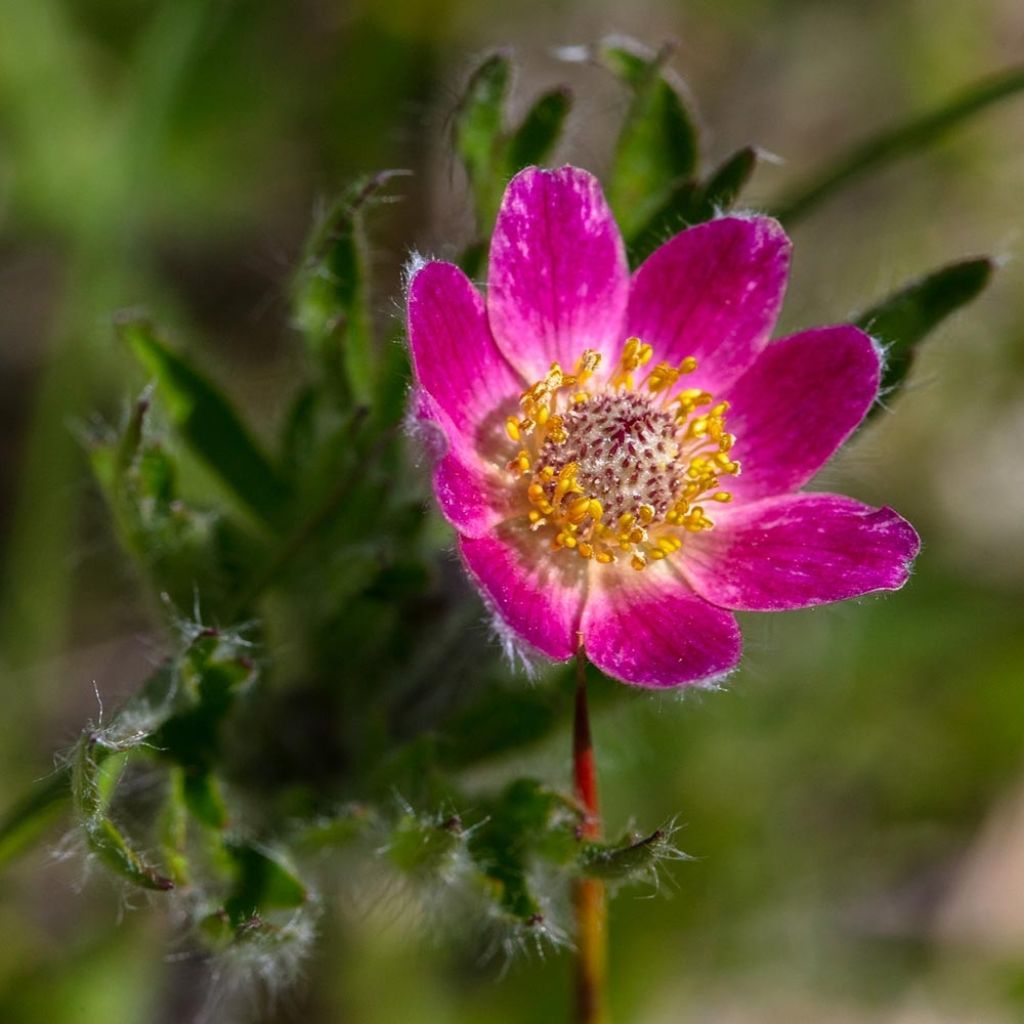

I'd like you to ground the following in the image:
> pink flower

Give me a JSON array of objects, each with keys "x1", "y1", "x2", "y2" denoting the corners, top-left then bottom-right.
[{"x1": 406, "y1": 166, "x2": 920, "y2": 688}]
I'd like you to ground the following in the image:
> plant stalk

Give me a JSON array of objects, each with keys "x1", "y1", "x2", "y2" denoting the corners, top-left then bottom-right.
[{"x1": 573, "y1": 640, "x2": 607, "y2": 1024}]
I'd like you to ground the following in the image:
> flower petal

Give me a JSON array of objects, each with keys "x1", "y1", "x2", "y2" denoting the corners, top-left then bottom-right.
[
  {"x1": 487, "y1": 166, "x2": 629, "y2": 381},
  {"x1": 460, "y1": 524, "x2": 588, "y2": 660},
  {"x1": 407, "y1": 259, "x2": 523, "y2": 462},
  {"x1": 581, "y1": 562, "x2": 742, "y2": 688},
  {"x1": 721, "y1": 325, "x2": 881, "y2": 502},
  {"x1": 409, "y1": 389, "x2": 515, "y2": 538},
  {"x1": 681, "y1": 493, "x2": 920, "y2": 611},
  {"x1": 627, "y1": 216, "x2": 790, "y2": 394}
]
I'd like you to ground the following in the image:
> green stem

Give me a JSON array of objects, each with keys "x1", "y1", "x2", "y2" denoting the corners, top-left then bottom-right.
[
  {"x1": 573, "y1": 642, "x2": 608, "y2": 1024},
  {"x1": 772, "y1": 64, "x2": 1024, "y2": 224}
]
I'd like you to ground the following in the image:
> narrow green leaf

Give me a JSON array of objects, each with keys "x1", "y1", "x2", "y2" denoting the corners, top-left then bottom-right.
[
  {"x1": 600, "y1": 39, "x2": 699, "y2": 240},
  {"x1": 701, "y1": 145, "x2": 758, "y2": 212},
  {"x1": 856, "y1": 257, "x2": 993, "y2": 416},
  {"x1": 504, "y1": 86, "x2": 572, "y2": 175},
  {"x1": 626, "y1": 146, "x2": 759, "y2": 267},
  {"x1": 84, "y1": 818, "x2": 174, "y2": 891},
  {"x1": 119, "y1": 317, "x2": 291, "y2": 528},
  {"x1": 72, "y1": 736, "x2": 173, "y2": 891},
  {"x1": 773, "y1": 64, "x2": 1024, "y2": 224},
  {"x1": 580, "y1": 828, "x2": 683, "y2": 882},
  {"x1": 293, "y1": 173, "x2": 402, "y2": 406},
  {"x1": 454, "y1": 51, "x2": 512, "y2": 228},
  {"x1": 0, "y1": 769, "x2": 70, "y2": 867}
]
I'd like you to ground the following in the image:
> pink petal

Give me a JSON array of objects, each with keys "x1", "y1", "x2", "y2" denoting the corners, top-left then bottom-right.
[
  {"x1": 487, "y1": 166, "x2": 629, "y2": 382},
  {"x1": 627, "y1": 216, "x2": 790, "y2": 394},
  {"x1": 681, "y1": 493, "x2": 921, "y2": 611},
  {"x1": 410, "y1": 390, "x2": 515, "y2": 539},
  {"x1": 407, "y1": 260, "x2": 523, "y2": 464},
  {"x1": 460, "y1": 526, "x2": 587, "y2": 660},
  {"x1": 722, "y1": 326, "x2": 881, "y2": 502},
  {"x1": 581, "y1": 562, "x2": 742, "y2": 689}
]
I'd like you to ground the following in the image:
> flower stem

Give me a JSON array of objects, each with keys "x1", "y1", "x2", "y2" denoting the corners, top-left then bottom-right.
[{"x1": 573, "y1": 638, "x2": 608, "y2": 1024}]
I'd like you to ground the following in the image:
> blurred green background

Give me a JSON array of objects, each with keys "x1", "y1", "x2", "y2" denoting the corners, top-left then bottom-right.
[{"x1": 2, "y1": 0, "x2": 1024, "y2": 1021}]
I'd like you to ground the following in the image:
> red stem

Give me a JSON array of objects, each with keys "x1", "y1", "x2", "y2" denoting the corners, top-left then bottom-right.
[{"x1": 573, "y1": 638, "x2": 608, "y2": 1024}]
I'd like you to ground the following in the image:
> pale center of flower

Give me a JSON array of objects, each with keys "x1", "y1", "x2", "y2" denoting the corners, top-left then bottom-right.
[
  {"x1": 537, "y1": 392, "x2": 683, "y2": 523},
  {"x1": 504, "y1": 340, "x2": 741, "y2": 570}
]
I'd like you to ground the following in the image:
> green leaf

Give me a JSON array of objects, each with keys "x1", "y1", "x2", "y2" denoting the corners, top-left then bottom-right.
[
  {"x1": 454, "y1": 51, "x2": 512, "y2": 228},
  {"x1": 504, "y1": 86, "x2": 571, "y2": 176},
  {"x1": 700, "y1": 145, "x2": 758, "y2": 213},
  {"x1": 856, "y1": 257, "x2": 994, "y2": 417},
  {"x1": 773, "y1": 64, "x2": 1024, "y2": 224},
  {"x1": 153, "y1": 631, "x2": 256, "y2": 774},
  {"x1": 293, "y1": 173, "x2": 403, "y2": 406},
  {"x1": 580, "y1": 828, "x2": 684, "y2": 882},
  {"x1": 119, "y1": 317, "x2": 291, "y2": 529},
  {"x1": 389, "y1": 811, "x2": 464, "y2": 875},
  {"x1": 600, "y1": 39, "x2": 699, "y2": 241},
  {"x1": 467, "y1": 779, "x2": 577, "y2": 921},
  {"x1": 0, "y1": 769, "x2": 71, "y2": 867},
  {"x1": 72, "y1": 737, "x2": 173, "y2": 891},
  {"x1": 223, "y1": 841, "x2": 307, "y2": 923},
  {"x1": 627, "y1": 146, "x2": 758, "y2": 267}
]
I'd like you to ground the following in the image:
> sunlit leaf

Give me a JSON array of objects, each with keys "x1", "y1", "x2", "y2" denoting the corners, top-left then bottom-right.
[
  {"x1": 454, "y1": 51, "x2": 512, "y2": 228},
  {"x1": 599, "y1": 39, "x2": 699, "y2": 241}
]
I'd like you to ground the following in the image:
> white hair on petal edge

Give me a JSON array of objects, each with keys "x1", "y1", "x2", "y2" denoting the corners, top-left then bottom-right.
[
  {"x1": 480, "y1": 598, "x2": 541, "y2": 681},
  {"x1": 402, "y1": 250, "x2": 430, "y2": 296}
]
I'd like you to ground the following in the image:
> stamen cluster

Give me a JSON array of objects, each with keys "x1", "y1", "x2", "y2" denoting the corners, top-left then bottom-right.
[{"x1": 505, "y1": 339, "x2": 740, "y2": 570}]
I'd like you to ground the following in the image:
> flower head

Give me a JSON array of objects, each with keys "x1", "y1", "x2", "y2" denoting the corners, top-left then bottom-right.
[{"x1": 407, "y1": 166, "x2": 920, "y2": 688}]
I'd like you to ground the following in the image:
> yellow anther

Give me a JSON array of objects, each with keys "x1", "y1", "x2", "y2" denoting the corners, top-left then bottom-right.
[
  {"x1": 575, "y1": 349, "x2": 602, "y2": 381},
  {"x1": 567, "y1": 497, "x2": 593, "y2": 523},
  {"x1": 507, "y1": 344, "x2": 735, "y2": 572},
  {"x1": 647, "y1": 362, "x2": 681, "y2": 393}
]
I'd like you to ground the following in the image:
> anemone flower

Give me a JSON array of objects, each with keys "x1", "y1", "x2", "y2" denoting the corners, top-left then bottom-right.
[{"x1": 407, "y1": 165, "x2": 920, "y2": 688}]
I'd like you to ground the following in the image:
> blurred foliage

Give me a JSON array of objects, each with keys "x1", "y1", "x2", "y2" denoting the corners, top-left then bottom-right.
[{"x1": 1, "y1": 3, "x2": 1023, "y2": 1023}]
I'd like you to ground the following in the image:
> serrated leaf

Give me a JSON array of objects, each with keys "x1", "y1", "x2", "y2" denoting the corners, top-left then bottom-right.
[
  {"x1": 600, "y1": 39, "x2": 699, "y2": 241},
  {"x1": 504, "y1": 86, "x2": 571, "y2": 175},
  {"x1": 454, "y1": 51, "x2": 512, "y2": 228},
  {"x1": 856, "y1": 257, "x2": 993, "y2": 418},
  {"x1": 119, "y1": 317, "x2": 290, "y2": 529}
]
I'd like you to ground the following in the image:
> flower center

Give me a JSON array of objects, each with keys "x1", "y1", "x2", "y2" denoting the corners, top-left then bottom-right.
[{"x1": 504, "y1": 340, "x2": 740, "y2": 570}]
